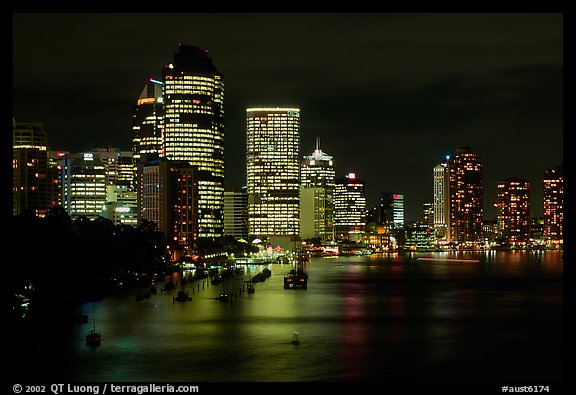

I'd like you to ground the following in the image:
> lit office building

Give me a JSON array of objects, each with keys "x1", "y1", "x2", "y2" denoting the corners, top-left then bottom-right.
[
  {"x1": 380, "y1": 193, "x2": 405, "y2": 228},
  {"x1": 496, "y1": 177, "x2": 530, "y2": 246},
  {"x1": 61, "y1": 152, "x2": 108, "y2": 220},
  {"x1": 61, "y1": 149, "x2": 136, "y2": 221},
  {"x1": 433, "y1": 157, "x2": 451, "y2": 241},
  {"x1": 132, "y1": 78, "x2": 164, "y2": 163},
  {"x1": 448, "y1": 147, "x2": 484, "y2": 244},
  {"x1": 334, "y1": 173, "x2": 367, "y2": 241},
  {"x1": 224, "y1": 187, "x2": 249, "y2": 240},
  {"x1": 12, "y1": 119, "x2": 60, "y2": 217},
  {"x1": 246, "y1": 107, "x2": 301, "y2": 238},
  {"x1": 162, "y1": 43, "x2": 224, "y2": 238},
  {"x1": 300, "y1": 138, "x2": 335, "y2": 240},
  {"x1": 543, "y1": 165, "x2": 563, "y2": 247}
]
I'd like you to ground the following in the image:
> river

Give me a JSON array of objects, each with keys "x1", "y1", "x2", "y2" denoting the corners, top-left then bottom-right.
[{"x1": 11, "y1": 250, "x2": 563, "y2": 386}]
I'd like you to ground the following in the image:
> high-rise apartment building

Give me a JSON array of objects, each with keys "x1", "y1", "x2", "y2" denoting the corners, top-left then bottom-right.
[
  {"x1": 162, "y1": 44, "x2": 224, "y2": 238},
  {"x1": 448, "y1": 147, "x2": 484, "y2": 244},
  {"x1": 12, "y1": 119, "x2": 60, "y2": 217},
  {"x1": 139, "y1": 158, "x2": 198, "y2": 255},
  {"x1": 246, "y1": 107, "x2": 300, "y2": 238},
  {"x1": 334, "y1": 173, "x2": 366, "y2": 241},
  {"x1": 543, "y1": 165, "x2": 563, "y2": 247},
  {"x1": 300, "y1": 138, "x2": 335, "y2": 241},
  {"x1": 496, "y1": 177, "x2": 530, "y2": 246}
]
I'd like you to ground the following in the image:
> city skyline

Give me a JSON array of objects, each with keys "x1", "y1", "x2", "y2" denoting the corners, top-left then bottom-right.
[{"x1": 12, "y1": 13, "x2": 563, "y2": 221}]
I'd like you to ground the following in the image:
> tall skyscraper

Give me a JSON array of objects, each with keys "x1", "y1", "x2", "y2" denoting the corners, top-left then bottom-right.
[
  {"x1": 300, "y1": 138, "x2": 335, "y2": 241},
  {"x1": 496, "y1": 177, "x2": 530, "y2": 246},
  {"x1": 132, "y1": 78, "x2": 164, "y2": 163},
  {"x1": 246, "y1": 107, "x2": 301, "y2": 238},
  {"x1": 448, "y1": 147, "x2": 484, "y2": 244},
  {"x1": 162, "y1": 44, "x2": 224, "y2": 238},
  {"x1": 433, "y1": 157, "x2": 451, "y2": 241},
  {"x1": 334, "y1": 172, "x2": 367, "y2": 241},
  {"x1": 543, "y1": 165, "x2": 563, "y2": 247}
]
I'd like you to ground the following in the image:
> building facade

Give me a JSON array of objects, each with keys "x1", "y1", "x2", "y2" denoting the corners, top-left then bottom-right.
[
  {"x1": 334, "y1": 173, "x2": 367, "y2": 241},
  {"x1": 12, "y1": 119, "x2": 60, "y2": 217},
  {"x1": 543, "y1": 165, "x2": 563, "y2": 247},
  {"x1": 139, "y1": 158, "x2": 198, "y2": 255},
  {"x1": 132, "y1": 78, "x2": 164, "y2": 164},
  {"x1": 433, "y1": 157, "x2": 451, "y2": 241},
  {"x1": 380, "y1": 192, "x2": 405, "y2": 228},
  {"x1": 448, "y1": 147, "x2": 484, "y2": 245},
  {"x1": 224, "y1": 187, "x2": 249, "y2": 240},
  {"x1": 300, "y1": 138, "x2": 335, "y2": 241},
  {"x1": 246, "y1": 107, "x2": 301, "y2": 239},
  {"x1": 162, "y1": 44, "x2": 224, "y2": 238},
  {"x1": 496, "y1": 177, "x2": 531, "y2": 246}
]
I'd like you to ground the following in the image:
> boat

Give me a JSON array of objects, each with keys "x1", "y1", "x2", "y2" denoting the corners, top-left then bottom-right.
[
  {"x1": 291, "y1": 331, "x2": 300, "y2": 345},
  {"x1": 284, "y1": 267, "x2": 308, "y2": 289},
  {"x1": 85, "y1": 305, "x2": 101, "y2": 347},
  {"x1": 86, "y1": 328, "x2": 101, "y2": 347}
]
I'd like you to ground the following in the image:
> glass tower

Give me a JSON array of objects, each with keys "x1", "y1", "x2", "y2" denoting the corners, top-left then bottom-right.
[
  {"x1": 246, "y1": 107, "x2": 300, "y2": 237},
  {"x1": 162, "y1": 44, "x2": 224, "y2": 238}
]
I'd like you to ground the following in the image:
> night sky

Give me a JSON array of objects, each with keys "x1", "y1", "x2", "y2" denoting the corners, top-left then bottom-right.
[{"x1": 12, "y1": 13, "x2": 563, "y2": 221}]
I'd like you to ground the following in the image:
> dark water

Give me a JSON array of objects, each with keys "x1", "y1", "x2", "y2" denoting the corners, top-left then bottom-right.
[{"x1": 12, "y1": 251, "x2": 563, "y2": 385}]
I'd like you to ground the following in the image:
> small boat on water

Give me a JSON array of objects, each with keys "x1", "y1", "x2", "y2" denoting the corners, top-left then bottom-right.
[
  {"x1": 85, "y1": 305, "x2": 101, "y2": 347},
  {"x1": 291, "y1": 331, "x2": 300, "y2": 345},
  {"x1": 86, "y1": 328, "x2": 101, "y2": 347}
]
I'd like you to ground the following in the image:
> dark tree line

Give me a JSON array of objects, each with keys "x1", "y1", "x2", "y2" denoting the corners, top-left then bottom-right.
[{"x1": 8, "y1": 206, "x2": 171, "y2": 325}]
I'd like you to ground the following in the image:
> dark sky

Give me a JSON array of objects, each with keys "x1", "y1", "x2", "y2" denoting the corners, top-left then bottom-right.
[{"x1": 12, "y1": 13, "x2": 563, "y2": 221}]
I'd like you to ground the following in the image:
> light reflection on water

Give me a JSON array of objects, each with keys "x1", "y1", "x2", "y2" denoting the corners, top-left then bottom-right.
[{"x1": 62, "y1": 251, "x2": 562, "y2": 382}]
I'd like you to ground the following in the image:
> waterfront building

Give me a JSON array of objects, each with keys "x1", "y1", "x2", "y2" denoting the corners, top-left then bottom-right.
[
  {"x1": 543, "y1": 165, "x2": 563, "y2": 248},
  {"x1": 224, "y1": 187, "x2": 249, "y2": 240},
  {"x1": 139, "y1": 158, "x2": 198, "y2": 255},
  {"x1": 433, "y1": 157, "x2": 451, "y2": 241},
  {"x1": 334, "y1": 172, "x2": 367, "y2": 241},
  {"x1": 422, "y1": 201, "x2": 434, "y2": 227},
  {"x1": 448, "y1": 147, "x2": 484, "y2": 245},
  {"x1": 496, "y1": 177, "x2": 531, "y2": 246},
  {"x1": 300, "y1": 138, "x2": 335, "y2": 241},
  {"x1": 380, "y1": 192, "x2": 405, "y2": 228},
  {"x1": 12, "y1": 119, "x2": 60, "y2": 217},
  {"x1": 162, "y1": 43, "x2": 224, "y2": 238},
  {"x1": 246, "y1": 107, "x2": 301, "y2": 240}
]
